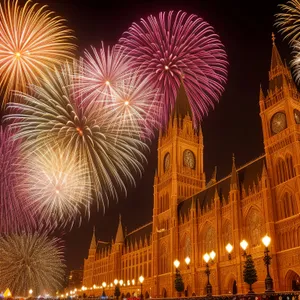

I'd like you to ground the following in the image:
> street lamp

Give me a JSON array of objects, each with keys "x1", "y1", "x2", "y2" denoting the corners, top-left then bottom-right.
[
  {"x1": 102, "y1": 282, "x2": 107, "y2": 297},
  {"x1": 132, "y1": 279, "x2": 135, "y2": 285},
  {"x1": 119, "y1": 280, "x2": 123, "y2": 286},
  {"x1": 209, "y1": 250, "x2": 216, "y2": 262},
  {"x1": 262, "y1": 235, "x2": 274, "y2": 293},
  {"x1": 226, "y1": 243, "x2": 233, "y2": 260},
  {"x1": 240, "y1": 239, "x2": 248, "y2": 256},
  {"x1": 173, "y1": 259, "x2": 180, "y2": 270},
  {"x1": 139, "y1": 275, "x2": 144, "y2": 300},
  {"x1": 114, "y1": 279, "x2": 118, "y2": 286},
  {"x1": 203, "y1": 251, "x2": 215, "y2": 297},
  {"x1": 185, "y1": 256, "x2": 191, "y2": 269},
  {"x1": 127, "y1": 280, "x2": 130, "y2": 286},
  {"x1": 29, "y1": 289, "x2": 33, "y2": 297}
]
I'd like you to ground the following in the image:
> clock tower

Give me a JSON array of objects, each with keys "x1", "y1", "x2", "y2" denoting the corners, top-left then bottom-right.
[
  {"x1": 259, "y1": 34, "x2": 300, "y2": 223},
  {"x1": 152, "y1": 82, "x2": 205, "y2": 296}
]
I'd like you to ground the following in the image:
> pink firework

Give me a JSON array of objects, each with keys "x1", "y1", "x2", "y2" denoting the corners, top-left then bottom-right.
[
  {"x1": 108, "y1": 70, "x2": 162, "y2": 140},
  {"x1": 119, "y1": 10, "x2": 228, "y2": 127},
  {"x1": 77, "y1": 43, "x2": 132, "y2": 104},
  {"x1": 0, "y1": 126, "x2": 36, "y2": 234}
]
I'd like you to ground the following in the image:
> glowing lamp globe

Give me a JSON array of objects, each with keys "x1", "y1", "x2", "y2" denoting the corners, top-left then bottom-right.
[
  {"x1": 262, "y1": 235, "x2": 271, "y2": 247},
  {"x1": 132, "y1": 279, "x2": 135, "y2": 285},
  {"x1": 119, "y1": 280, "x2": 123, "y2": 286},
  {"x1": 226, "y1": 243, "x2": 233, "y2": 254},
  {"x1": 203, "y1": 253, "x2": 210, "y2": 263},
  {"x1": 209, "y1": 250, "x2": 216, "y2": 261},
  {"x1": 185, "y1": 256, "x2": 191, "y2": 265},
  {"x1": 102, "y1": 282, "x2": 107, "y2": 288},
  {"x1": 139, "y1": 275, "x2": 144, "y2": 284},
  {"x1": 114, "y1": 279, "x2": 118, "y2": 285},
  {"x1": 29, "y1": 289, "x2": 33, "y2": 295},
  {"x1": 240, "y1": 239, "x2": 248, "y2": 251},
  {"x1": 173, "y1": 259, "x2": 180, "y2": 269}
]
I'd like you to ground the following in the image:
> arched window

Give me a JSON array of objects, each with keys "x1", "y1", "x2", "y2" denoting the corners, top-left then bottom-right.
[
  {"x1": 166, "y1": 193, "x2": 169, "y2": 210},
  {"x1": 285, "y1": 154, "x2": 295, "y2": 179},
  {"x1": 222, "y1": 221, "x2": 233, "y2": 249},
  {"x1": 282, "y1": 192, "x2": 298, "y2": 218},
  {"x1": 276, "y1": 158, "x2": 288, "y2": 184},
  {"x1": 159, "y1": 244, "x2": 169, "y2": 274},
  {"x1": 246, "y1": 209, "x2": 263, "y2": 247},
  {"x1": 204, "y1": 226, "x2": 216, "y2": 253},
  {"x1": 184, "y1": 236, "x2": 191, "y2": 258}
]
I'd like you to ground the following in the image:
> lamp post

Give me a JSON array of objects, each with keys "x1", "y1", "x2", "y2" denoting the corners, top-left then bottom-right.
[
  {"x1": 262, "y1": 235, "x2": 274, "y2": 293},
  {"x1": 132, "y1": 279, "x2": 135, "y2": 286},
  {"x1": 240, "y1": 239, "x2": 248, "y2": 257},
  {"x1": 29, "y1": 289, "x2": 33, "y2": 297},
  {"x1": 185, "y1": 256, "x2": 191, "y2": 269},
  {"x1": 203, "y1": 251, "x2": 216, "y2": 297},
  {"x1": 226, "y1": 243, "x2": 233, "y2": 260},
  {"x1": 139, "y1": 275, "x2": 144, "y2": 300},
  {"x1": 102, "y1": 282, "x2": 107, "y2": 298},
  {"x1": 119, "y1": 280, "x2": 123, "y2": 286}
]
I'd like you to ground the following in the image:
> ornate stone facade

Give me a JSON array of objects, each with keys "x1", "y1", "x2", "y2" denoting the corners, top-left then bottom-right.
[{"x1": 82, "y1": 40, "x2": 300, "y2": 297}]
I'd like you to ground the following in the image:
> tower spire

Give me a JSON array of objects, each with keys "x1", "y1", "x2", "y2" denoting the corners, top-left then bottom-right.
[
  {"x1": 230, "y1": 154, "x2": 238, "y2": 190},
  {"x1": 89, "y1": 226, "x2": 96, "y2": 250},
  {"x1": 269, "y1": 32, "x2": 293, "y2": 93},
  {"x1": 172, "y1": 79, "x2": 193, "y2": 122},
  {"x1": 115, "y1": 214, "x2": 124, "y2": 244}
]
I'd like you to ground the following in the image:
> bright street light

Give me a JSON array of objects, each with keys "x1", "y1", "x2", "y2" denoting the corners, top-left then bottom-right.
[{"x1": 173, "y1": 259, "x2": 180, "y2": 269}]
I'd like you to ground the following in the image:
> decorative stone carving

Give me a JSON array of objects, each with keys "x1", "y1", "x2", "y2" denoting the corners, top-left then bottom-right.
[
  {"x1": 205, "y1": 226, "x2": 216, "y2": 252},
  {"x1": 247, "y1": 210, "x2": 263, "y2": 247},
  {"x1": 223, "y1": 221, "x2": 233, "y2": 246}
]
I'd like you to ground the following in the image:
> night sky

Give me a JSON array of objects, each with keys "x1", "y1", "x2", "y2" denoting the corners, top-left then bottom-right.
[{"x1": 11, "y1": 0, "x2": 293, "y2": 272}]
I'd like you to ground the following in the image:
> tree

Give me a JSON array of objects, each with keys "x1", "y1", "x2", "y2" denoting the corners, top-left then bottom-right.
[
  {"x1": 114, "y1": 284, "x2": 121, "y2": 300},
  {"x1": 174, "y1": 269, "x2": 184, "y2": 295},
  {"x1": 243, "y1": 254, "x2": 258, "y2": 294}
]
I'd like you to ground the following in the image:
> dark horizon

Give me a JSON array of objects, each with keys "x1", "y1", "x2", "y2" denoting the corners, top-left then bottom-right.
[{"x1": 2, "y1": 0, "x2": 292, "y2": 272}]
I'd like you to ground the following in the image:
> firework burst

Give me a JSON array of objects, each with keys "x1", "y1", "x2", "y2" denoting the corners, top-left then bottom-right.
[
  {"x1": 119, "y1": 10, "x2": 228, "y2": 127},
  {"x1": 275, "y1": 0, "x2": 300, "y2": 43},
  {"x1": 275, "y1": 0, "x2": 300, "y2": 82},
  {"x1": 6, "y1": 64, "x2": 148, "y2": 210},
  {"x1": 0, "y1": 232, "x2": 65, "y2": 296},
  {"x1": 19, "y1": 146, "x2": 92, "y2": 229},
  {"x1": 99, "y1": 70, "x2": 161, "y2": 140},
  {"x1": 0, "y1": 0, "x2": 76, "y2": 107},
  {"x1": 77, "y1": 44, "x2": 131, "y2": 104},
  {"x1": 0, "y1": 126, "x2": 36, "y2": 234}
]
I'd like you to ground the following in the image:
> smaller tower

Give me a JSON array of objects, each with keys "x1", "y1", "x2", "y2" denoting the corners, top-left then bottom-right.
[
  {"x1": 88, "y1": 226, "x2": 97, "y2": 258},
  {"x1": 112, "y1": 215, "x2": 124, "y2": 280}
]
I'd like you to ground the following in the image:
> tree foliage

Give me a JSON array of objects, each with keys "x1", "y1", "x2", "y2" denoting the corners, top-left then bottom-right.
[{"x1": 174, "y1": 269, "x2": 184, "y2": 292}]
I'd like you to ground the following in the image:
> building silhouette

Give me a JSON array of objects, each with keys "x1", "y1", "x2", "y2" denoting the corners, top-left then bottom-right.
[{"x1": 82, "y1": 39, "x2": 300, "y2": 297}]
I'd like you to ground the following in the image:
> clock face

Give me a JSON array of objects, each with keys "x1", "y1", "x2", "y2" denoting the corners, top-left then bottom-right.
[
  {"x1": 183, "y1": 149, "x2": 195, "y2": 169},
  {"x1": 294, "y1": 109, "x2": 300, "y2": 124},
  {"x1": 164, "y1": 153, "x2": 170, "y2": 172},
  {"x1": 271, "y1": 112, "x2": 287, "y2": 134}
]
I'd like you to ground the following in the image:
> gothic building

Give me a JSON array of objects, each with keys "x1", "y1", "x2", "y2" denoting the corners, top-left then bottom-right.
[{"x1": 82, "y1": 39, "x2": 300, "y2": 297}]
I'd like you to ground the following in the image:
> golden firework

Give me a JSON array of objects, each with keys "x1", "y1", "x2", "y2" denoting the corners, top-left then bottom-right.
[{"x1": 0, "y1": 0, "x2": 76, "y2": 107}]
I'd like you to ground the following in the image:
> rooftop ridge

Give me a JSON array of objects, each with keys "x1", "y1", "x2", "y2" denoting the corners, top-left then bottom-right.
[
  {"x1": 126, "y1": 222, "x2": 153, "y2": 237},
  {"x1": 191, "y1": 154, "x2": 266, "y2": 198},
  {"x1": 97, "y1": 241, "x2": 110, "y2": 245}
]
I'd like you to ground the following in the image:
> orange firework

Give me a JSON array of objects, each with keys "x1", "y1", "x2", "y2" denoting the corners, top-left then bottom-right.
[{"x1": 0, "y1": 0, "x2": 76, "y2": 107}]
